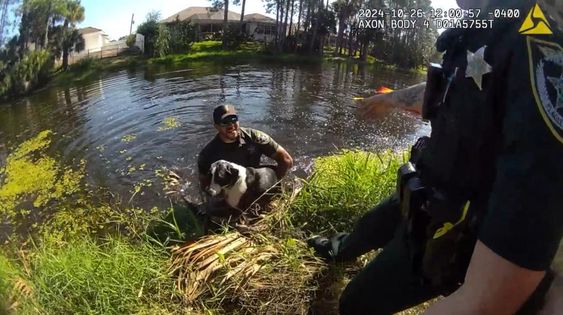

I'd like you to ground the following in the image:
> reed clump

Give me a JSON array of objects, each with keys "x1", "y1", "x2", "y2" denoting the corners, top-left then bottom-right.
[{"x1": 290, "y1": 150, "x2": 406, "y2": 234}]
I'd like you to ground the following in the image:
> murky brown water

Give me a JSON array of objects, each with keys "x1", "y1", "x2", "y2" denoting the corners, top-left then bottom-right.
[{"x1": 0, "y1": 60, "x2": 429, "y2": 208}]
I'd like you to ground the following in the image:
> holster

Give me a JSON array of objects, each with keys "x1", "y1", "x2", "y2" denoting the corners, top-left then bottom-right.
[{"x1": 397, "y1": 162, "x2": 475, "y2": 293}]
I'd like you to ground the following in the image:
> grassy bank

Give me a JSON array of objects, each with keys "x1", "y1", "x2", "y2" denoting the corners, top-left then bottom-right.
[
  {"x1": 49, "y1": 40, "x2": 424, "y2": 88},
  {"x1": 0, "y1": 130, "x2": 407, "y2": 314},
  {"x1": 49, "y1": 54, "x2": 147, "y2": 86},
  {"x1": 150, "y1": 40, "x2": 322, "y2": 65}
]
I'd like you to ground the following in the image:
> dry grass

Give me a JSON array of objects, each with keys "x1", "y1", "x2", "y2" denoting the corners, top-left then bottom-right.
[{"x1": 167, "y1": 180, "x2": 327, "y2": 314}]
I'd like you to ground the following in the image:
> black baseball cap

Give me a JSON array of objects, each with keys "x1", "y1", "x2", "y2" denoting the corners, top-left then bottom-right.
[{"x1": 213, "y1": 105, "x2": 238, "y2": 124}]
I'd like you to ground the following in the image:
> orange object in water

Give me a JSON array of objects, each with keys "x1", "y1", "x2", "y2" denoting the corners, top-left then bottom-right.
[{"x1": 376, "y1": 86, "x2": 394, "y2": 94}]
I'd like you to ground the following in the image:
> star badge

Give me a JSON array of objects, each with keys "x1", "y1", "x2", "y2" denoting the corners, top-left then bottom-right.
[{"x1": 465, "y1": 46, "x2": 492, "y2": 90}]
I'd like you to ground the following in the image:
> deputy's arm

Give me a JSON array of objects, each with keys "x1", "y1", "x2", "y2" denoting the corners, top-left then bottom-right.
[
  {"x1": 425, "y1": 241, "x2": 545, "y2": 315},
  {"x1": 271, "y1": 146, "x2": 293, "y2": 179},
  {"x1": 358, "y1": 82, "x2": 426, "y2": 117}
]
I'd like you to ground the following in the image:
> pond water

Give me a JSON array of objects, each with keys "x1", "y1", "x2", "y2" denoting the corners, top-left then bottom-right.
[{"x1": 0, "y1": 60, "x2": 429, "y2": 209}]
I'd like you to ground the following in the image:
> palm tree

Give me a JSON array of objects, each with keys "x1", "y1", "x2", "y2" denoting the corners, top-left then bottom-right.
[{"x1": 60, "y1": 0, "x2": 84, "y2": 69}]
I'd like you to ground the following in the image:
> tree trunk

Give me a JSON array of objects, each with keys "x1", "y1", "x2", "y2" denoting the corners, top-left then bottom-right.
[
  {"x1": 297, "y1": 0, "x2": 303, "y2": 34},
  {"x1": 347, "y1": 23, "x2": 355, "y2": 57},
  {"x1": 288, "y1": 0, "x2": 295, "y2": 37},
  {"x1": 280, "y1": 0, "x2": 290, "y2": 49},
  {"x1": 222, "y1": 0, "x2": 229, "y2": 49},
  {"x1": 334, "y1": 12, "x2": 345, "y2": 56},
  {"x1": 239, "y1": 0, "x2": 246, "y2": 34},
  {"x1": 62, "y1": 20, "x2": 70, "y2": 70},
  {"x1": 44, "y1": 1, "x2": 52, "y2": 49},
  {"x1": 277, "y1": 0, "x2": 285, "y2": 52},
  {"x1": 275, "y1": 0, "x2": 280, "y2": 48},
  {"x1": 304, "y1": 0, "x2": 311, "y2": 33},
  {"x1": 308, "y1": 0, "x2": 319, "y2": 54}
]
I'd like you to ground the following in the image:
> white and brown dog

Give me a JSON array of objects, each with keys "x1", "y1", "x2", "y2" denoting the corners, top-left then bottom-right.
[{"x1": 208, "y1": 160, "x2": 279, "y2": 211}]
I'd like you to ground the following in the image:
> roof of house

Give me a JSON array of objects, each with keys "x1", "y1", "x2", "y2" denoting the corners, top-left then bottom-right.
[
  {"x1": 162, "y1": 7, "x2": 274, "y2": 24},
  {"x1": 78, "y1": 27, "x2": 102, "y2": 35},
  {"x1": 244, "y1": 13, "x2": 275, "y2": 23}
]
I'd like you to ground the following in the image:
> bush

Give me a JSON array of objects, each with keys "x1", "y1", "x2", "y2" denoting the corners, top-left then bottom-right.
[
  {"x1": 290, "y1": 150, "x2": 406, "y2": 234},
  {"x1": 125, "y1": 34, "x2": 136, "y2": 48},
  {"x1": 168, "y1": 19, "x2": 195, "y2": 54},
  {"x1": 155, "y1": 24, "x2": 171, "y2": 58},
  {"x1": 136, "y1": 12, "x2": 160, "y2": 57},
  {"x1": 223, "y1": 23, "x2": 252, "y2": 50},
  {"x1": 3, "y1": 49, "x2": 53, "y2": 97}
]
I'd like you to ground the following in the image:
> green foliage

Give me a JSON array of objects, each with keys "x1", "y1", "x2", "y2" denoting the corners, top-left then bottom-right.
[
  {"x1": 155, "y1": 24, "x2": 171, "y2": 58},
  {"x1": 136, "y1": 11, "x2": 161, "y2": 57},
  {"x1": 6, "y1": 237, "x2": 179, "y2": 314},
  {"x1": 222, "y1": 23, "x2": 252, "y2": 50},
  {"x1": 68, "y1": 56, "x2": 101, "y2": 72},
  {"x1": 125, "y1": 34, "x2": 136, "y2": 48},
  {"x1": 0, "y1": 253, "x2": 36, "y2": 314},
  {"x1": 167, "y1": 19, "x2": 196, "y2": 54},
  {"x1": 290, "y1": 150, "x2": 406, "y2": 233},
  {"x1": 1, "y1": 49, "x2": 53, "y2": 97}
]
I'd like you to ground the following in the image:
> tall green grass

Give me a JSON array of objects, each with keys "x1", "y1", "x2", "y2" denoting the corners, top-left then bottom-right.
[
  {"x1": 3, "y1": 236, "x2": 181, "y2": 314},
  {"x1": 290, "y1": 150, "x2": 406, "y2": 234}
]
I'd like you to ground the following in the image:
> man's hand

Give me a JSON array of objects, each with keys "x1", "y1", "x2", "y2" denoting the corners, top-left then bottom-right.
[
  {"x1": 271, "y1": 146, "x2": 293, "y2": 179},
  {"x1": 358, "y1": 82, "x2": 426, "y2": 118},
  {"x1": 425, "y1": 240, "x2": 545, "y2": 315}
]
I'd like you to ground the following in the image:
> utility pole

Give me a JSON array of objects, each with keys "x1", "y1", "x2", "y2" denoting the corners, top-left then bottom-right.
[{"x1": 129, "y1": 13, "x2": 134, "y2": 35}]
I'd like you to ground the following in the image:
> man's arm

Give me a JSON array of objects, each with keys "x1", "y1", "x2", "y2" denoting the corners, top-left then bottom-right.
[
  {"x1": 271, "y1": 146, "x2": 293, "y2": 179},
  {"x1": 358, "y1": 82, "x2": 426, "y2": 117},
  {"x1": 425, "y1": 241, "x2": 545, "y2": 315}
]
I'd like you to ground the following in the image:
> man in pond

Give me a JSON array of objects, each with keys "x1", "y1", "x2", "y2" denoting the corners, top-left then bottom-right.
[
  {"x1": 197, "y1": 104, "x2": 293, "y2": 217},
  {"x1": 308, "y1": 0, "x2": 563, "y2": 314}
]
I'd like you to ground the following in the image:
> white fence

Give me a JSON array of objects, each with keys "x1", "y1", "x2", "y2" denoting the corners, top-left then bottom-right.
[{"x1": 61, "y1": 33, "x2": 144, "y2": 66}]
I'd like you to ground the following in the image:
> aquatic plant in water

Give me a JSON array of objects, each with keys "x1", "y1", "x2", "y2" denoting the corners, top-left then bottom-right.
[
  {"x1": 157, "y1": 116, "x2": 181, "y2": 131},
  {"x1": 0, "y1": 130, "x2": 85, "y2": 228}
]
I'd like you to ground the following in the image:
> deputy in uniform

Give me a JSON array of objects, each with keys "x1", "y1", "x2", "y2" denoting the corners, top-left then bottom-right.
[
  {"x1": 197, "y1": 104, "x2": 293, "y2": 217},
  {"x1": 308, "y1": 0, "x2": 563, "y2": 313}
]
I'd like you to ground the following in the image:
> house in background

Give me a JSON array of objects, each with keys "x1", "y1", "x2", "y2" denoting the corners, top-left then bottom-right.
[
  {"x1": 79, "y1": 27, "x2": 110, "y2": 52},
  {"x1": 162, "y1": 7, "x2": 277, "y2": 42},
  {"x1": 63, "y1": 27, "x2": 144, "y2": 66}
]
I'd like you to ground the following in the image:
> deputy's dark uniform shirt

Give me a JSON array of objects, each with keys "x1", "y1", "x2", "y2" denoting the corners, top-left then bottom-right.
[
  {"x1": 198, "y1": 127, "x2": 280, "y2": 176},
  {"x1": 418, "y1": 4, "x2": 563, "y2": 271}
]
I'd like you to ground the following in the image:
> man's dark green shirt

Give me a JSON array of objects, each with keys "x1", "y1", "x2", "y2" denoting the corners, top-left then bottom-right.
[{"x1": 197, "y1": 127, "x2": 280, "y2": 176}]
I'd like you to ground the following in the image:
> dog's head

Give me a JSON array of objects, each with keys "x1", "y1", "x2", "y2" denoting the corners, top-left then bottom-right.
[{"x1": 208, "y1": 160, "x2": 240, "y2": 196}]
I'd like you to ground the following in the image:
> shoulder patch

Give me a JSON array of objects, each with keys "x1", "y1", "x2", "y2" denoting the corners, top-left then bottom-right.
[
  {"x1": 527, "y1": 36, "x2": 563, "y2": 144},
  {"x1": 253, "y1": 130, "x2": 271, "y2": 145}
]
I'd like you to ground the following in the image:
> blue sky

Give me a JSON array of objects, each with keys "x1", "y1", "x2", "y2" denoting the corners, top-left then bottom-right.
[{"x1": 80, "y1": 0, "x2": 459, "y2": 40}]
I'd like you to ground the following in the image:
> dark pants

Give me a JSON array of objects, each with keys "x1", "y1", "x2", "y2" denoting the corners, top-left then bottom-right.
[{"x1": 330, "y1": 194, "x2": 443, "y2": 315}]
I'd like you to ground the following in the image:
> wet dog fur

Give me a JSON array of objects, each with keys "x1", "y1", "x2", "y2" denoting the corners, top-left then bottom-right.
[{"x1": 208, "y1": 160, "x2": 279, "y2": 211}]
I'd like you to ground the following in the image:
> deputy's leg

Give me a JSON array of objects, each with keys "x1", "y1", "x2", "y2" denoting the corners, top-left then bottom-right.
[
  {"x1": 310, "y1": 193, "x2": 401, "y2": 261},
  {"x1": 339, "y1": 230, "x2": 443, "y2": 315}
]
